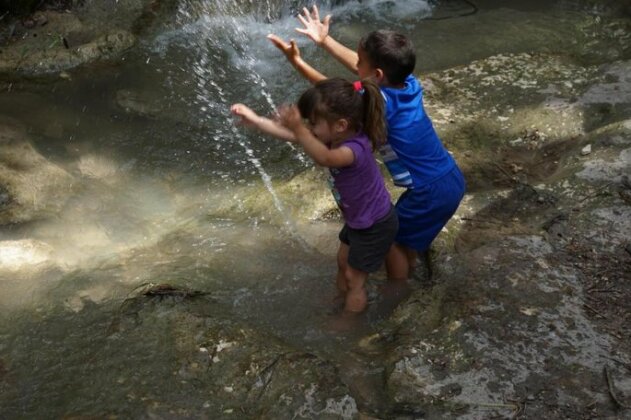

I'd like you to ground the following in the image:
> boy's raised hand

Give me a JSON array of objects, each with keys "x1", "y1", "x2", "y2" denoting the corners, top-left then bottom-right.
[
  {"x1": 296, "y1": 5, "x2": 331, "y2": 45},
  {"x1": 267, "y1": 34, "x2": 301, "y2": 63}
]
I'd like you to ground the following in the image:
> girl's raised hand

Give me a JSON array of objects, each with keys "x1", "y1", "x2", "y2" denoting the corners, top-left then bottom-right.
[
  {"x1": 296, "y1": 5, "x2": 331, "y2": 45},
  {"x1": 276, "y1": 105, "x2": 303, "y2": 131},
  {"x1": 230, "y1": 103, "x2": 260, "y2": 127}
]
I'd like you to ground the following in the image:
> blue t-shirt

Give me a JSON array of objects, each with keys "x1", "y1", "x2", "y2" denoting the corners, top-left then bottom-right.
[
  {"x1": 379, "y1": 75, "x2": 456, "y2": 189},
  {"x1": 328, "y1": 133, "x2": 392, "y2": 229}
]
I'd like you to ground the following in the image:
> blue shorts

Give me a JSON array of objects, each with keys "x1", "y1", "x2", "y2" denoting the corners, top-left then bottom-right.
[{"x1": 395, "y1": 166, "x2": 466, "y2": 252}]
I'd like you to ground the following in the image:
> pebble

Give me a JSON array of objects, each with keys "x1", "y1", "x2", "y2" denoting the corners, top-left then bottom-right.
[{"x1": 581, "y1": 144, "x2": 592, "y2": 155}]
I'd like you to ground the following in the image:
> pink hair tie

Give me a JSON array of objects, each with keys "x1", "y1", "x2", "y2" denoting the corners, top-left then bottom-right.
[{"x1": 353, "y1": 80, "x2": 363, "y2": 92}]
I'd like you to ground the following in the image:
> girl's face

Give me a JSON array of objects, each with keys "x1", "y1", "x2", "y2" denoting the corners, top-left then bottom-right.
[{"x1": 308, "y1": 117, "x2": 337, "y2": 145}]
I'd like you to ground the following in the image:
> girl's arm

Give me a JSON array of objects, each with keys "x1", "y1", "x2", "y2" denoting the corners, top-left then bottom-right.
[
  {"x1": 296, "y1": 5, "x2": 359, "y2": 74},
  {"x1": 294, "y1": 125, "x2": 354, "y2": 167},
  {"x1": 230, "y1": 104, "x2": 297, "y2": 142},
  {"x1": 267, "y1": 35, "x2": 327, "y2": 84},
  {"x1": 279, "y1": 106, "x2": 354, "y2": 168}
]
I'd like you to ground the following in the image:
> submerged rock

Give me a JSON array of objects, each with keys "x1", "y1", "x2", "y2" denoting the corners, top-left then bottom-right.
[{"x1": 105, "y1": 298, "x2": 358, "y2": 419}]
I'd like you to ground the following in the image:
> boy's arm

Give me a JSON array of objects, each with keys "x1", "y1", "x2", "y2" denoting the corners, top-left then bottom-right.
[
  {"x1": 320, "y1": 37, "x2": 358, "y2": 74},
  {"x1": 231, "y1": 104, "x2": 297, "y2": 143},
  {"x1": 267, "y1": 35, "x2": 327, "y2": 84},
  {"x1": 296, "y1": 5, "x2": 359, "y2": 74}
]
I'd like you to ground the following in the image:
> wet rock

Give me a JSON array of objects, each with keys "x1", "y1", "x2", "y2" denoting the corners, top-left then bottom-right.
[
  {"x1": 0, "y1": 185, "x2": 10, "y2": 208},
  {"x1": 576, "y1": 148, "x2": 631, "y2": 183},
  {"x1": 620, "y1": 188, "x2": 631, "y2": 204},
  {"x1": 110, "y1": 302, "x2": 357, "y2": 418},
  {"x1": 210, "y1": 167, "x2": 338, "y2": 225},
  {"x1": 384, "y1": 234, "x2": 622, "y2": 417},
  {"x1": 379, "y1": 50, "x2": 631, "y2": 411},
  {"x1": 440, "y1": 382, "x2": 462, "y2": 398},
  {"x1": 0, "y1": 26, "x2": 136, "y2": 75},
  {"x1": 580, "y1": 60, "x2": 631, "y2": 105},
  {"x1": 543, "y1": 213, "x2": 569, "y2": 242},
  {"x1": 116, "y1": 89, "x2": 163, "y2": 117},
  {"x1": 0, "y1": 2, "x2": 146, "y2": 76}
]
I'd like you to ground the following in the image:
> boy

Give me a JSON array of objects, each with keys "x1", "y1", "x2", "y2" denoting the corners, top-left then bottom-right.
[{"x1": 268, "y1": 6, "x2": 465, "y2": 282}]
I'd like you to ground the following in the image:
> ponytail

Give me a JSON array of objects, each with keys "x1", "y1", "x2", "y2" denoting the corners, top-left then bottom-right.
[{"x1": 358, "y1": 78, "x2": 387, "y2": 150}]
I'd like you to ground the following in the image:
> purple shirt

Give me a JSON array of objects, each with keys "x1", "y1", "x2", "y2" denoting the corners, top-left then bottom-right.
[{"x1": 328, "y1": 133, "x2": 392, "y2": 229}]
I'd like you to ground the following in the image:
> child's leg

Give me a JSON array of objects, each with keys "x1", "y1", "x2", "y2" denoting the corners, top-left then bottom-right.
[
  {"x1": 343, "y1": 265, "x2": 369, "y2": 313},
  {"x1": 404, "y1": 246, "x2": 418, "y2": 269},
  {"x1": 333, "y1": 243, "x2": 350, "y2": 305},
  {"x1": 385, "y1": 243, "x2": 416, "y2": 281},
  {"x1": 336, "y1": 243, "x2": 350, "y2": 294}
]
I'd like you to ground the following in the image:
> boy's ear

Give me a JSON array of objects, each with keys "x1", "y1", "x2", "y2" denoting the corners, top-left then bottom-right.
[{"x1": 374, "y1": 68, "x2": 386, "y2": 84}]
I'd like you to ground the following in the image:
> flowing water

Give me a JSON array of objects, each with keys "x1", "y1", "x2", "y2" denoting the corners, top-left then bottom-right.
[{"x1": 0, "y1": 0, "x2": 630, "y2": 416}]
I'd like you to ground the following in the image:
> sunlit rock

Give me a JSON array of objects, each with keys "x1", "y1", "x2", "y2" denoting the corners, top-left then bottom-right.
[
  {"x1": 576, "y1": 148, "x2": 631, "y2": 182},
  {"x1": 64, "y1": 283, "x2": 112, "y2": 313},
  {"x1": 0, "y1": 120, "x2": 74, "y2": 225},
  {"x1": 0, "y1": 239, "x2": 53, "y2": 272},
  {"x1": 208, "y1": 167, "x2": 338, "y2": 224},
  {"x1": 77, "y1": 154, "x2": 121, "y2": 180}
]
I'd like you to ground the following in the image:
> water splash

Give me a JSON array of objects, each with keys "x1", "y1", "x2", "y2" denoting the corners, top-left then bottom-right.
[
  {"x1": 175, "y1": 0, "x2": 309, "y2": 166},
  {"x1": 161, "y1": 0, "x2": 435, "y2": 245},
  {"x1": 176, "y1": 1, "x2": 315, "y2": 250}
]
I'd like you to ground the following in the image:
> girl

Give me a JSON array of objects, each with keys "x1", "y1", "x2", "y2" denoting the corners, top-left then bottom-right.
[{"x1": 231, "y1": 78, "x2": 398, "y2": 313}]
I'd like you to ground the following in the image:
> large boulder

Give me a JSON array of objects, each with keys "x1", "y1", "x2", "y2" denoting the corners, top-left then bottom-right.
[{"x1": 0, "y1": 0, "x2": 172, "y2": 76}]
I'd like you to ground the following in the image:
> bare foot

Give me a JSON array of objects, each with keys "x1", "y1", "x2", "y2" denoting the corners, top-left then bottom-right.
[
  {"x1": 327, "y1": 311, "x2": 360, "y2": 333},
  {"x1": 325, "y1": 292, "x2": 346, "y2": 315},
  {"x1": 371, "y1": 279, "x2": 412, "y2": 319},
  {"x1": 332, "y1": 292, "x2": 346, "y2": 306}
]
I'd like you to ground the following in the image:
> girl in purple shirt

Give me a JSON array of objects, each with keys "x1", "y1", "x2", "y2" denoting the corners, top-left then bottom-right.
[{"x1": 231, "y1": 78, "x2": 398, "y2": 314}]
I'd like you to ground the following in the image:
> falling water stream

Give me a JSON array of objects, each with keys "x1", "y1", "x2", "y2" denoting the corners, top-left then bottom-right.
[{"x1": 1, "y1": 0, "x2": 630, "y2": 416}]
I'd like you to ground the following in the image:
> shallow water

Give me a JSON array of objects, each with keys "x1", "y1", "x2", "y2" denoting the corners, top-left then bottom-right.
[{"x1": 1, "y1": 0, "x2": 630, "y2": 416}]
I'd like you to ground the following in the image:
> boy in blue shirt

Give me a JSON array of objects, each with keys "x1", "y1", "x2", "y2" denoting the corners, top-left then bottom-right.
[{"x1": 268, "y1": 6, "x2": 465, "y2": 282}]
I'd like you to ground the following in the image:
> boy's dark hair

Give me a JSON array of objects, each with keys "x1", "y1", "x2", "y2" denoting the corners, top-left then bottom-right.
[
  {"x1": 297, "y1": 77, "x2": 386, "y2": 149},
  {"x1": 359, "y1": 30, "x2": 416, "y2": 85}
]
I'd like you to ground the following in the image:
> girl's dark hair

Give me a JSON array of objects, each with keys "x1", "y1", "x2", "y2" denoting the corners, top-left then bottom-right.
[
  {"x1": 297, "y1": 77, "x2": 386, "y2": 149},
  {"x1": 359, "y1": 30, "x2": 416, "y2": 85}
]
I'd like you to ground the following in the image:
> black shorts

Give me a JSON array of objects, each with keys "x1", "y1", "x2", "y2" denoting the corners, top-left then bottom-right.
[{"x1": 338, "y1": 206, "x2": 398, "y2": 273}]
